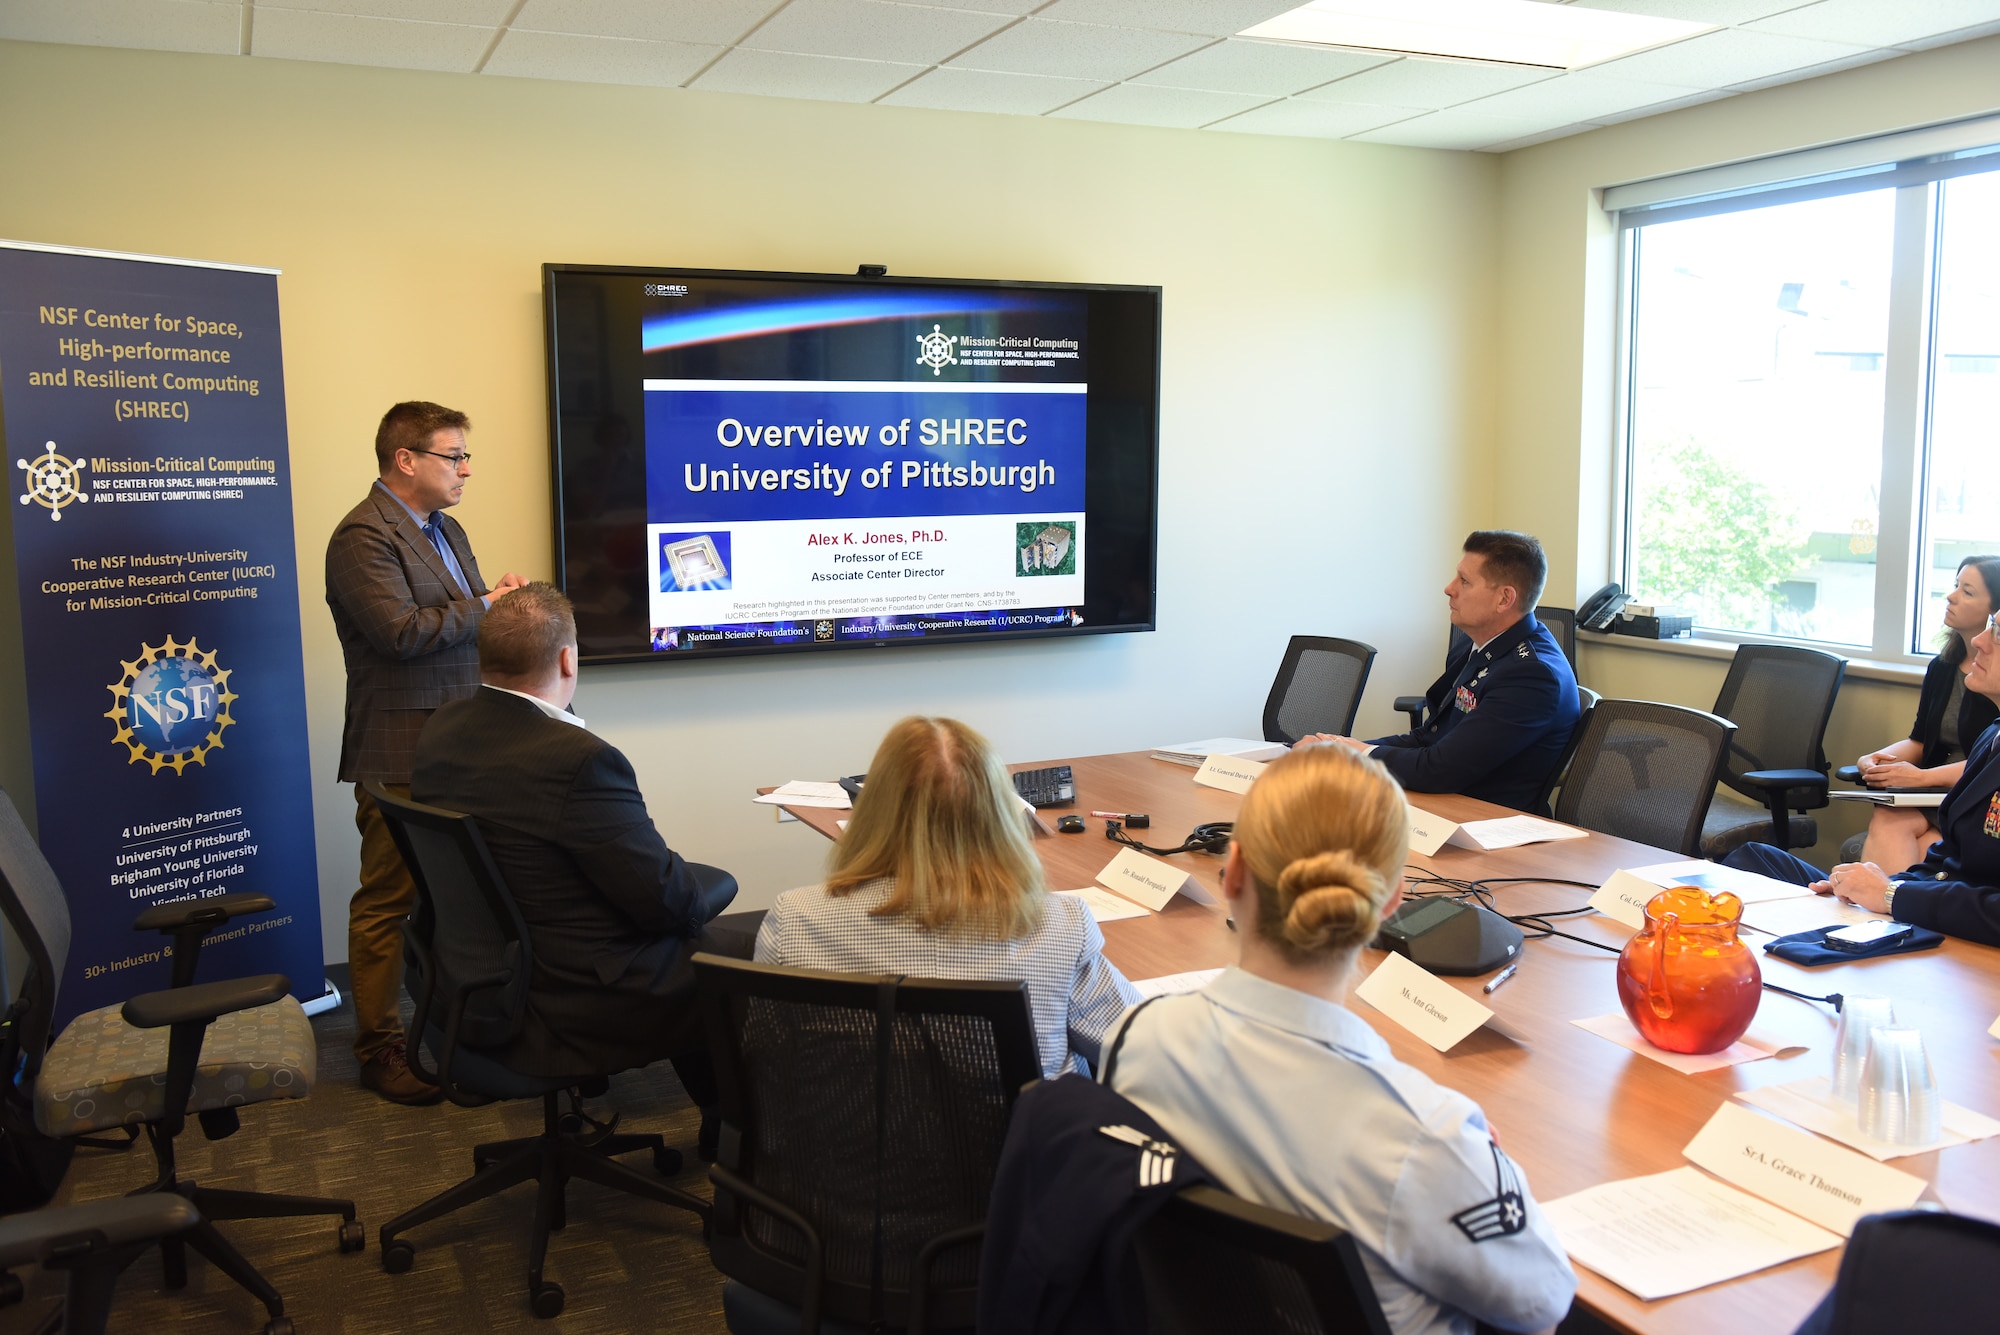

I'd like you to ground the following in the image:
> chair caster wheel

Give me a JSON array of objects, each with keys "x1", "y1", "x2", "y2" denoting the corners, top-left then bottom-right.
[
  {"x1": 338, "y1": 1219, "x2": 366, "y2": 1253},
  {"x1": 654, "y1": 1145, "x2": 683, "y2": 1176},
  {"x1": 531, "y1": 1281, "x2": 566, "y2": 1318},
  {"x1": 264, "y1": 1318, "x2": 295, "y2": 1335},
  {"x1": 381, "y1": 1239, "x2": 416, "y2": 1274}
]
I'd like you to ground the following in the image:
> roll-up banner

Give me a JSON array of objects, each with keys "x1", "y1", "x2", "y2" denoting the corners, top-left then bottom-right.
[{"x1": 0, "y1": 241, "x2": 328, "y2": 1028}]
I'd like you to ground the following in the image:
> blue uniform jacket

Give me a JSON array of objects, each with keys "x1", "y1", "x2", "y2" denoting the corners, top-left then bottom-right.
[
  {"x1": 1368, "y1": 615, "x2": 1580, "y2": 813},
  {"x1": 1891, "y1": 723, "x2": 2000, "y2": 947}
]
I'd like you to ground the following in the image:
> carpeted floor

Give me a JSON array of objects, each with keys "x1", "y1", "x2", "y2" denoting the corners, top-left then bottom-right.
[{"x1": 13, "y1": 987, "x2": 731, "y2": 1334}]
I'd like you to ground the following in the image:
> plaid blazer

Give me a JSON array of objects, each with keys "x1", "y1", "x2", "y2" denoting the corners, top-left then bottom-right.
[{"x1": 325, "y1": 484, "x2": 489, "y2": 784}]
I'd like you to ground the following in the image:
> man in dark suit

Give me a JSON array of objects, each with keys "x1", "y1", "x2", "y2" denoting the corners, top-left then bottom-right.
[
  {"x1": 1300, "y1": 530, "x2": 1581, "y2": 812},
  {"x1": 326, "y1": 401, "x2": 525, "y2": 1103},
  {"x1": 412, "y1": 583, "x2": 755, "y2": 1113}
]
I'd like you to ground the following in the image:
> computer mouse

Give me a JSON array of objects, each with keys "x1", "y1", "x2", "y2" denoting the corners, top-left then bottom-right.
[{"x1": 1056, "y1": 815, "x2": 1085, "y2": 834}]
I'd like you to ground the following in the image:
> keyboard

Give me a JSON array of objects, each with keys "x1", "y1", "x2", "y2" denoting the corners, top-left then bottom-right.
[{"x1": 1012, "y1": 765, "x2": 1075, "y2": 808}]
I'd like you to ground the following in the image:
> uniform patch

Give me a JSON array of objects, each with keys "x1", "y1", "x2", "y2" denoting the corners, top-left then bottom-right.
[
  {"x1": 1455, "y1": 685, "x2": 1478, "y2": 714},
  {"x1": 1985, "y1": 791, "x2": 2000, "y2": 839},
  {"x1": 1452, "y1": 1143, "x2": 1528, "y2": 1243},
  {"x1": 1098, "y1": 1124, "x2": 1181, "y2": 1187}
]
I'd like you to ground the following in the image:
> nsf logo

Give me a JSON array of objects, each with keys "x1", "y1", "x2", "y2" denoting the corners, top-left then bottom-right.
[
  {"x1": 103, "y1": 637, "x2": 239, "y2": 775},
  {"x1": 915, "y1": 324, "x2": 958, "y2": 376}
]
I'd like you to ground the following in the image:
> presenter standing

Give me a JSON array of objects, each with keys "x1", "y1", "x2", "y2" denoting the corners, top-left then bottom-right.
[{"x1": 325, "y1": 401, "x2": 525, "y2": 1104}]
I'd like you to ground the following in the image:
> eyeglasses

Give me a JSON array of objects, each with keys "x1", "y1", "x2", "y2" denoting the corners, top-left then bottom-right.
[{"x1": 407, "y1": 448, "x2": 472, "y2": 467}]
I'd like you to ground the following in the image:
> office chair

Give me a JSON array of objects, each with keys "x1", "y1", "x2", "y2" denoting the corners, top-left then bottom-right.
[
  {"x1": 1133, "y1": 1184, "x2": 1391, "y2": 1335},
  {"x1": 1532, "y1": 686, "x2": 1602, "y2": 815},
  {"x1": 693, "y1": 954, "x2": 1042, "y2": 1335},
  {"x1": 1536, "y1": 606, "x2": 1579, "y2": 669},
  {"x1": 0, "y1": 788, "x2": 360, "y2": 1335},
  {"x1": 1552, "y1": 700, "x2": 1737, "y2": 856},
  {"x1": 1393, "y1": 626, "x2": 1471, "y2": 732},
  {"x1": 364, "y1": 783, "x2": 712, "y2": 1319},
  {"x1": 1699, "y1": 645, "x2": 1846, "y2": 858},
  {"x1": 1262, "y1": 636, "x2": 1376, "y2": 744},
  {"x1": 0, "y1": 1194, "x2": 200, "y2": 1335},
  {"x1": 1793, "y1": 1208, "x2": 2000, "y2": 1334}
]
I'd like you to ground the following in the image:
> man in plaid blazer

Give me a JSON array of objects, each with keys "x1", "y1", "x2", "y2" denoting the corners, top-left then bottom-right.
[{"x1": 326, "y1": 401, "x2": 525, "y2": 1103}]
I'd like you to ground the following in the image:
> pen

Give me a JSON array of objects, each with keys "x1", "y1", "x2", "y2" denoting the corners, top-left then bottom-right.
[{"x1": 1483, "y1": 963, "x2": 1518, "y2": 995}]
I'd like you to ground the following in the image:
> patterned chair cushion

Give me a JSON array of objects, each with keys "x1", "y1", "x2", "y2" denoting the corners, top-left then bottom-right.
[{"x1": 34, "y1": 996, "x2": 316, "y2": 1138}]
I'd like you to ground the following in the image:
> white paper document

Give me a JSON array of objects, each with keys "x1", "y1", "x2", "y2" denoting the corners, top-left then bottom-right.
[
  {"x1": 1830, "y1": 790, "x2": 1945, "y2": 808},
  {"x1": 1682, "y1": 1102, "x2": 1926, "y2": 1236},
  {"x1": 1735, "y1": 1075, "x2": 2000, "y2": 1162},
  {"x1": 1408, "y1": 811, "x2": 1585, "y2": 858},
  {"x1": 1572, "y1": 1012, "x2": 1806, "y2": 1074},
  {"x1": 1094, "y1": 847, "x2": 1219, "y2": 911},
  {"x1": 1543, "y1": 1167, "x2": 1841, "y2": 1301},
  {"x1": 1353, "y1": 951, "x2": 1493, "y2": 1052},
  {"x1": 1151, "y1": 737, "x2": 1287, "y2": 767},
  {"x1": 1192, "y1": 752, "x2": 1265, "y2": 794},
  {"x1": 1739, "y1": 894, "x2": 1883, "y2": 938},
  {"x1": 1056, "y1": 886, "x2": 1153, "y2": 923},
  {"x1": 752, "y1": 780, "x2": 852, "y2": 810},
  {"x1": 1133, "y1": 967, "x2": 1224, "y2": 999}
]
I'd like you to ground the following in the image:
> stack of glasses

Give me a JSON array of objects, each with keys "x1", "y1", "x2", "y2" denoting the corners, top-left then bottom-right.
[{"x1": 1830, "y1": 995, "x2": 1942, "y2": 1146}]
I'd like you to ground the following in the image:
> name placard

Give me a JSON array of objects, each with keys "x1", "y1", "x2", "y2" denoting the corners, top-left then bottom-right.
[
  {"x1": 1406, "y1": 810, "x2": 1459, "y2": 858},
  {"x1": 1682, "y1": 1102, "x2": 1925, "y2": 1236},
  {"x1": 1096, "y1": 847, "x2": 1218, "y2": 912},
  {"x1": 1588, "y1": 870, "x2": 1661, "y2": 930},
  {"x1": 1990, "y1": 1013, "x2": 2000, "y2": 1041},
  {"x1": 1353, "y1": 950, "x2": 1493, "y2": 1052},
  {"x1": 1193, "y1": 752, "x2": 1265, "y2": 794}
]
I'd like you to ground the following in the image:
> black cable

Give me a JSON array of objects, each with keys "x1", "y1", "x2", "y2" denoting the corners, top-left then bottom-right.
[{"x1": 1762, "y1": 982, "x2": 1845, "y2": 1012}]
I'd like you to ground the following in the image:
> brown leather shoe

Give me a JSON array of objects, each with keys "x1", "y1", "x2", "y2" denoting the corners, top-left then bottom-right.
[{"x1": 358, "y1": 1039, "x2": 443, "y2": 1106}]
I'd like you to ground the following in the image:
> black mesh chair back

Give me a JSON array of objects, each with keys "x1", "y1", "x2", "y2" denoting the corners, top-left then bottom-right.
[
  {"x1": 1134, "y1": 1185, "x2": 1391, "y2": 1335},
  {"x1": 1794, "y1": 1208, "x2": 2000, "y2": 1334},
  {"x1": 364, "y1": 782, "x2": 532, "y2": 1053},
  {"x1": 1532, "y1": 687, "x2": 1603, "y2": 815},
  {"x1": 1554, "y1": 700, "x2": 1737, "y2": 856},
  {"x1": 1264, "y1": 637, "x2": 1377, "y2": 744},
  {"x1": 1535, "y1": 606, "x2": 1578, "y2": 668},
  {"x1": 0, "y1": 788, "x2": 69, "y2": 1084},
  {"x1": 1713, "y1": 645, "x2": 1844, "y2": 797},
  {"x1": 695, "y1": 954, "x2": 1041, "y2": 1333}
]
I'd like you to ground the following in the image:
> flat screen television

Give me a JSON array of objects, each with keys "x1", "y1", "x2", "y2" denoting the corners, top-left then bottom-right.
[{"x1": 543, "y1": 265, "x2": 1160, "y2": 664}]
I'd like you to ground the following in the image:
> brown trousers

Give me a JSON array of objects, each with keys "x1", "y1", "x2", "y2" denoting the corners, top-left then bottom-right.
[{"x1": 350, "y1": 783, "x2": 416, "y2": 1064}]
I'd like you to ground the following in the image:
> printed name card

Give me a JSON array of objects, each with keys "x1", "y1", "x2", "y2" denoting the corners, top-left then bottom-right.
[
  {"x1": 1681, "y1": 1102, "x2": 1926, "y2": 1236},
  {"x1": 1353, "y1": 950, "x2": 1493, "y2": 1052},
  {"x1": 1193, "y1": 752, "x2": 1265, "y2": 794},
  {"x1": 1587, "y1": 870, "x2": 1662, "y2": 930},
  {"x1": 1406, "y1": 810, "x2": 1460, "y2": 858},
  {"x1": 1095, "y1": 847, "x2": 1218, "y2": 911},
  {"x1": 1989, "y1": 1012, "x2": 2000, "y2": 1041}
]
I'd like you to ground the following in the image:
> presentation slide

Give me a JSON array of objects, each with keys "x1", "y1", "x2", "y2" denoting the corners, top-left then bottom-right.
[{"x1": 638, "y1": 282, "x2": 1089, "y2": 653}]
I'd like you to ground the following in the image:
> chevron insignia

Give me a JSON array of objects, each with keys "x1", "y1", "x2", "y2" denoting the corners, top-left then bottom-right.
[{"x1": 1099, "y1": 1124, "x2": 1180, "y2": 1187}]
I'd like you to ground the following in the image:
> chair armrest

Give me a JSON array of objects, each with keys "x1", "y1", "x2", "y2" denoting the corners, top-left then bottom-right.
[
  {"x1": 1835, "y1": 764, "x2": 1864, "y2": 785},
  {"x1": 121, "y1": 974, "x2": 290, "y2": 1030},
  {"x1": 1741, "y1": 768, "x2": 1829, "y2": 797},
  {"x1": 132, "y1": 893, "x2": 275, "y2": 933},
  {"x1": 0, "y1": 1195, "x2": 201, "y2": 1268},
  {"x1": 1391, "y1": 695, "x2": 1426, "y2": 729}
]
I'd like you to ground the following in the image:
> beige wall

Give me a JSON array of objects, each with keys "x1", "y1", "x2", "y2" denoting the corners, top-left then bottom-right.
[
  {"x1": 0, "y1": 40, "x2": 1501, "y2": 957},
  {"x1": 1496, "y1": 36, "x2": 2000, "y2": 866}
]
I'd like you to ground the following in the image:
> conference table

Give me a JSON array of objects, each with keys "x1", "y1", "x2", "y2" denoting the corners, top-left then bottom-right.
[{"x1": 767, "y1": 750, "x2": 2000, "y2": 1335}]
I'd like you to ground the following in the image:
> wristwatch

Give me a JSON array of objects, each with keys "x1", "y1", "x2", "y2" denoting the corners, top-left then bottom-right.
[{"x1": 1882, "y1": 883, "x2": 1897, "y2": 918}]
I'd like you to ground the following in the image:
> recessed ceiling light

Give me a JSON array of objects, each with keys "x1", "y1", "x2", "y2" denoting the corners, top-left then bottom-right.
[{"x1": 1240, "y1": 0, "x2": 1714, "y2": 70}]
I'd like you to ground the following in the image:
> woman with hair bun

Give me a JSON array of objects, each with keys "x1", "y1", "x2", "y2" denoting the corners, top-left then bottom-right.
[{"x1": 1103, "y1": 745, "x2": 1575, "y2": 1335}]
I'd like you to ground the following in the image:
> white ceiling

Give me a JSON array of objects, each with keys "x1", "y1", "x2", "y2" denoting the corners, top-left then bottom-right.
[{"x1": 6, "y1": 0, "x2": 2000, "y2": 152}]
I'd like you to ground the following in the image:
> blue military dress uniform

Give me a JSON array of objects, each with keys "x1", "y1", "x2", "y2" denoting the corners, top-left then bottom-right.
[{"x1": 1369, "y1": 614, "x2": 1581, "y2": 812}]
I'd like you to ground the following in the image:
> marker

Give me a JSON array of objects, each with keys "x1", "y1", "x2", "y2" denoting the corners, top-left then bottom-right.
[
  {"x1": 1482, "y1": 963, "x2": 1519, "y2": 995},
  {"x1": 1091, "y1": 810, "x2": 1144, "y2": 820}
]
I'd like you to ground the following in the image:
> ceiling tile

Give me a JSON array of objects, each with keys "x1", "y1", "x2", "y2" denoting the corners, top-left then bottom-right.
[
  {"x1": 258, "y1": 0, "x2": 516, "y2": 22},
  {"x1": 892, "y1": 0, "x2": 1041, "y2": 14},
  {"x1": 741, "y1": 0, "x2": 1012, "y2": 64},
  {"x1": 948, "y1": 18, "x2": 1210, "y2": 81},
  {"x1": 1574, "y1": 0, "x2": 1808, "y2": 20},
  {"x1": 877, "y1": 65, "x2": 1109, "y2": 115},
  {"x1": 1132, "y1": 36, "x2": 1392, "y2": 96},
  {"x1": 1456, "y1": 71, "x2": 1708, "y2": 124},
  {"x1": 1048, "y1": 82, "x2": 1273, "y2": 129},
  {"x1": 1300, "y1": 55, "x2": 1559, "y2": 109},
  {"x1": 1031, "y1": 0, "x2": 1299, "y2": 38},
  {"x1": 1351, "y1": 105, "x2": 1572, "y2": 152},
  {"x1": 1589, "y1": 85, "x2": 1733, "y2": 125},
  {"x1": 1746, "y1": 0, "x2": 2000, "y2": 48},
  {"x1": 251, "y1": 8, "x2": 493, "y2": 71},
  {"x1": 512, "y1": 0, "x2": 780, "y2": 46},
  {"x1": 1207, "y1": 97, "x2": 1421, "y2": 139},
  {"x1": 0, "y1": 0, "x2": 241, "y2": 55},
  {"x1": 483, "y1": 29, "x2": 721, "y2": 85},
  {"x1": 1582, "y1": 26, "x2": 1872, "y2": 88},
  {"x1": 690, "y1": 46, "x2": 926, "y2": 102},
  {"x1": 1724, "y1": 44, "x2": 1897, "y2": 90}
]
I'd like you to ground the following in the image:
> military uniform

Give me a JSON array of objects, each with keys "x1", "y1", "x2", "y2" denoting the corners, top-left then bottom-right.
[
  {"x1": 1104, "y1": 969, "x2": 1576, "y2": 1335},
  {"x1": 1370, "y1": 614, "x2": 1580, "y2": 812}
]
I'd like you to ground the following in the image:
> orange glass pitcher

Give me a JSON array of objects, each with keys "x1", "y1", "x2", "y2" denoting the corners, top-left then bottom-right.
[{"x1": 1615, "y1": 885, "x2": 1762, "y2": 1054}]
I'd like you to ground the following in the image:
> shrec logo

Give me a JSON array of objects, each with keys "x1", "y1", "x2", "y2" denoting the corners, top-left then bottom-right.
[
  {"x1": 104, "y1": 637, "x2": 239, "y2": 775},
  {"x1": 915, "y1": 324, "x2": 958, "y2": 376},
  {"x1": 16, "y1": 441, "x2": 89, "y2": 521}
]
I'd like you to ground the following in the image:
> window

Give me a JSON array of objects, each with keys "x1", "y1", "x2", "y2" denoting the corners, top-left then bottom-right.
[{"x1": 1615, "y1": 144, "x2": 2000, "y2": 661}]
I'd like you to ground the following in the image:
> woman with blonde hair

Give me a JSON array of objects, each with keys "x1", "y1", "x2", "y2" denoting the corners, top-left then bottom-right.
[
  {"x1": 755, "y1": 716, "x2": 1138, "y2": 1077},
  {"x1": 1103, "y1": 745, "x2": 1575, "y2": 1335}
]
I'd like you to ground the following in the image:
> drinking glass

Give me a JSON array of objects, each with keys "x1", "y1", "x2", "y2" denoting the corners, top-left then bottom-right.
[
  {"x1": 1857, "y1": 1026, "x2": 1943, "y2": 1146},
  {"x1": 1831, "y1": 995, "x2": 1897, "y2": 1102}
]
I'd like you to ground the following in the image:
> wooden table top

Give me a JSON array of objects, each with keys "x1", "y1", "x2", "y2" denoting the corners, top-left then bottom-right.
[{"x1": 769, "y1": 750, "x2": 2000, "y2": 1335}]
